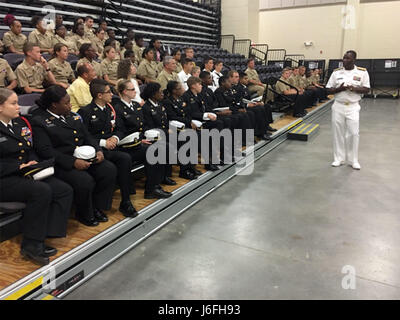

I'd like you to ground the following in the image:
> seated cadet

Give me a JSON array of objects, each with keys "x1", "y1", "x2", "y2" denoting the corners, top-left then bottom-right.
[
  {"x1": 199, "y1": 71, "x2": 237, "y2": 132},
  {"x1": 210, "y1": 60, "x2": 223, "y2": 92},
  {"x1": 298, "y1": 65, "x2": 320, "y2": 105},
  {"x1": 91, "y1": 28, "x2": 105, "y2": 58},
  {"x1": 275, "y1": 68, "x2": 308, "y2": 117},
  {"x1": 125, "y1": 29, "x2": 135, "y2": 49},
  {"x1": 137, "y1": 48, "x2": 159, "y2": 84},
  {"x1": 70, "y1": 23, "x2": 92, "y2": 52},
  {"x1": 306, "y1": 68, "x2": 328, "y2": 101},
  {"x1": 141, "y1": 82, "x2": 178, "y2": 187},
  {"x1": 53, "y1": 25, "x2": 79, "y2": 55},
  {"x1": 54, "y1": 14, "x2": 64, "y2": 33},
  {"x1": 203, "y1": 57, "x2": 214, "y2": 73},
  {"x1": 228, "y1": 71, "x2": 271, "y2": 140},
  {"x1": 15, "y1": 43, "x2": 57, "y2": 94},
  {"x1": 191, "y1": 66, "x2": 201, "y2": 78},
  {"x1": 106, "y1": 30, "x2": 121, "y2": 56},
  {"x1": 0, "y1": 88, "x2": 73, "y2": 265},
  {"x1": 117, "y1": 59, "x2": 144, "y2": 105},
  {"x1": 3, "y1": 19, "x2": 27, "y2": 55},
  {"x1": 172, "y1": 48, "x2": 183, "y2": 74},
  {"x1": 163, "y1": 80, "x2": 201, "y2": 179},
  {"x1": 124, "y1": 50, "x2": 138, "y2": 69},
  {"x1": 149, "y1": 37, "x2": 165, "y2": 63},
  {"x1": 120, "y1": 39, "x2": 133, "y2": 62},
  {"x1": 48, "y1": 43, "x2": 76, "y2": 89},
  {"x1": 182, "y1": 76, "x2": 224, "y2": 168},
  {"x1": 245, "y1": 58, "x2": 266, "y2": 98},
  {"x1": 67, "y1": 63, "x2": 97, "y2": 112},
  {"x1": 98, "y1": 19, "x2": 109, "y2": 42},
  {"x1": 156, "y1": 56, "x2": 179, "y2": 91},
  {"x1": 237, "y1": 71, "x2": 277, "y2": 133},
  {"x1": 214, "y1": 75, "x2": 254, "y2": 144},
  {"x1": 133, "y1": 34, "x2": 145, "y2": 65},
  {"x1": 28, "y1": 16, "x2": 54, "y2": 54},
  {"x1": 287, "y1": 67, "x2": 315, "y2": 107},
  {"x1": 101, "y1": 46, "x2": 119, "y2": 87},
  {"x1": 183, "y1": 47, "x2": 196, "y2": 68},
  {"x1": 178, "y1": 58, "x2": 194, "y2": 91},
  {"x1": 104, "y1": 38, "x2": 122, "y2": 61},
  {"x1": 84, "y1": 16, "x2": 95, "y2": 41},
  {"x1": 76, "y1": 43, "x2": 103, "y2": 78},
  {"x1": 78, "y1": 79, "x2": 138, "y2": 217},
  {"x1": 32, "y1": 85, "x2": 117, "y2": 227},
  {"x1": 0, "y1": 58, "x2": 17, "y2": 90},
  {"x1": 113, "y1": 80, "x2": 171, "y2": 199}
]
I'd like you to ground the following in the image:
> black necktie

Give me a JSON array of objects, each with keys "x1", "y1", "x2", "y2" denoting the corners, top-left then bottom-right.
[{"x1": 7, "y1": 124, "x2": 14, "y2": 134}]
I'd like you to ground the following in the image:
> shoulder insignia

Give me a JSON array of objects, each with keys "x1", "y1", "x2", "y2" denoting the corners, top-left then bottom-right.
[
  {"x1": 333, "y1": 67, "x2": 343, "y2": 72},
  {"x1": 357, "y1": 67, "x2": 366, "y2": 71},
  {"x1": 73, "y1": 115, "x2": 81, "y2": 121},
  {"x1": 182, "y1": 102, "x2": 187, "y2": 107}
]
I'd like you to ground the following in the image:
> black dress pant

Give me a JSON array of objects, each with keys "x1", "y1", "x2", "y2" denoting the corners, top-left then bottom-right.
[
  {"x1": 0, "y1": 176, "x2": 73, "y2": 242},
  {"x1": 285, "y1": 94, "x2": 307, "y2": 115},
  {"x1": 56, "y1": 160, "x2": 117, "y2": 220},
  {"x1": 103, "y1": 149, "x2": 133, "y2": 203},
  {"x1": 247, "y1": 105, "x2": 269, "y2": 136},
  {"x1": 124, "y1": 144, "x2": 165, "y2": 192}
]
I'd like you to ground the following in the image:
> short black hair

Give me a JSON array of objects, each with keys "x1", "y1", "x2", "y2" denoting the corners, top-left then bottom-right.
[
  {"x1": 204, "y1": 56, "x2": 213, "y2": 64},
  {"x1": 79, "y1": 43, "x2": 92, "y2": 59},
  {"x1": 77, "y1": 64, "x2": 90, "y2": 77},
  {"x1": 135, "y1": 34, "x2": 143, "y2": 42},
  {"x1": 199, "y1": 71, "x2": 211, "y2": 80},
  {"x1": 346, "y1": 50, "x2": 357, "y2": 60},
  {"x1": 85, "y1": 16, "x2": 94, "y2": 21},
  {"x1": 219, "y1": 75, "x2": 229, "y2": 86},
  {"x1": 142, "y1": 47, "x2": 155, "y2": 58},
  {"x1": 182, "y1": 58, "x2": 193, "y2": 66},
  {"x1": 124, "y1": 50, "x2": 134, "y2": 59},
  {"x1": 104, "y1": 38, "x2": 115, "y2": 47},
  {"x1": 238, "y1": 71, "x2": 247, "y2": 79},
  {"x1": 141, "y1": 82, "x2": 161, "y2": 101},
  {"x1": 31, "y1": 15, "x2": 43, "y2": 27},
  {"x1": 90, "y1": 79, "x2": 109, "y2": 100},
  {"x1": 36, "y1": 85, "x2": 67, "y2": 110}
]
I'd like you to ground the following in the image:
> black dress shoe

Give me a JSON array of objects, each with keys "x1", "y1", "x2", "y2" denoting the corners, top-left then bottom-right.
[
  {"x1": 179, "y1": 170, "x2": 198, "y2": 180},
  {"x1": 190, "y1": 166, "x2": 202, "y2": 176},
  {"x1": 144, "y1": 188, "x2": 172, "y2": 199},
  {"x1": 162, "y1": 177, "x2": 177, "y2": 186},
  {"x1": 94, "y1": 209, "x2": 108, "y2": 223},
  {"x1": 43, "y1": 246, "x2": 58, "y2": 257},
  {"x1": 205, "y1": 164, "x2": 220, "y2": 171},
  {"x1": 119, "y1": 201, "x2": 139, "y2": 218},
  {"x1": 267, "y1": 125, "x2": 277, "y2": 132},
  {"x1": 77, "y1": 215, "x2": 100, "y2": 227},
  {"x1": 21, "y1": 247, "x2": 49, "y2": 266},
  {"x1": 261, "y1": 133, "x2": 272, "y2": 140}
]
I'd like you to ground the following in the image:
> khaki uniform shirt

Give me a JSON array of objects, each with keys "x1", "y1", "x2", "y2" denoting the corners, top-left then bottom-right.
[
  {"x1": 48, "y1": 58, "x2": 75, "y2": 84},
  {"x1": 288, "y1": 74, "x2": 300, "y2": 88},
  {"x1": 245, "y1": 68, "x2": 261, "y2": 83},
  {"x1": 52, "y1": 35, "x2": 78, "y2": 54},
  {"x1": 133, "y1": 44, "x2": 144, "y2": 64},
  {"x1": 84, "y1": 25, "x2": 95, "y2": 41},
  {"x1": 137, "y1": 59, "x2": 158, "y2": 82},
  {"x1": 15, "y1": 59, "x2": 48, "y2": 89},
  {"x1": 76, "y1": 57, "x2": 103, "y2": 78},
  {"x1": 156, "y1": 69, "x2": 179, "y2": 91},
  {"x1": 91, "y1": 37, "x2": 104, "y2": 57},
  {"x1": 3, "y1": 31, "x2": 27, "y2": 53},
  {"x1": 175, "y1": 62, "x2": 183, "y2": 74},
  {"x1": 101, "y1": 58, "x2": 119, "y2": 80},
  {"x1": 0, "y1": 58, "x2": 17, "y2": 88},
  {"x1": 69, "y1": 34, "x2": 92, "y2": 51},
  {"x1": 28, "y1": 29, "x2": 54, "y2": 51},
  {"x1": 298, "y1": 75, "x2": 308, "y2": 89},
  {"x1": 275, "y1": 77, "x2": 291, "y2": 95},
  {"x1": 67, "y1": 76, "x2": 92, "y2": 112}
]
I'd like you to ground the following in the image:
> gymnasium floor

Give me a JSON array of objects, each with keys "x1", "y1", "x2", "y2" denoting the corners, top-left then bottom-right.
[{"x1": 57, "y1": 98, "x2": 400, "y2": 299}]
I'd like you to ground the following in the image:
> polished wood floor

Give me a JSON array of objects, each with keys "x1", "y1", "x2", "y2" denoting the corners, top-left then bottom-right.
[{"x1": 0, "y1": 100, "x2": 330, "y2": 292}]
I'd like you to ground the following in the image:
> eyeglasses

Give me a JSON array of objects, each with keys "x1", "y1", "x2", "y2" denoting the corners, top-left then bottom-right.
[
  {"x1": 126, "y1": 88, "x2": 136, "y2": 91},
  {"x1": 102, "y1": 90, "x2": 112, "y2": 94}
]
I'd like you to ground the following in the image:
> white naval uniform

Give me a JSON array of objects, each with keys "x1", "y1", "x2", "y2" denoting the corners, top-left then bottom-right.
[{"x1": 326, "y1": 65, "x2": 370, "y2": 165}]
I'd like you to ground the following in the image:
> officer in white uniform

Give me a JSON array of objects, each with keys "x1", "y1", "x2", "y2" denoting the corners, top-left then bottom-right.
[{"x1": 326, "y1": 50, "x2": 370, "y2": 170}]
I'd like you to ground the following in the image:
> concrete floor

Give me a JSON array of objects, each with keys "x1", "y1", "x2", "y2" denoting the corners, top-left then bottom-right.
[{"x1": 66, "y1": 98, "x2": 400, "y2": 300}]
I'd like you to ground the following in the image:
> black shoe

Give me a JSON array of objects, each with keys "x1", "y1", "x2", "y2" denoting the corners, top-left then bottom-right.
[
  {"x1": 162, "y1": 177, "x2": 177, "y2": 186},
  {"x1": 119, "y1": 201, "x2": 139, "y2": 218},
  {"x1": 179, "y1": 170, "x2": 198, "y2": 180},
  {"x1": 261, "y1": 133, "x2": 272, "y2": 140},
  {"x1": 144, "y1": 188, "x2": 172, "y2": 199},
  {"x1": 20, "y1": 246, "x2": 49, "y2": 266},
  {"x1": 43, "y1": 246, "x2": 58, "y2": 257},
  {"x1": 205, "y1": 164, "x2": 220, "y2": 171},
  {"x1": 293, "y1": 113, "x2": 303, "y2": 118},
  {"x1": 267, "y1": 125, "x2": 277, "y2": 132},
  {"x1": 76, "y1": 215, "x2": 99, "y2": 227},
  {"x1": 94, "y1": 209, "x2": 108, "y2": 223},
  {"x1": 190, "y1": 166, "x2": 202, "y2": 176}
]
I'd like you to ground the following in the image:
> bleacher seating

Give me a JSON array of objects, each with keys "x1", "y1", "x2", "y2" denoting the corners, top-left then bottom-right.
[{"x1": 0, "y1": 0, "x2": 220, "y2": 47}]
